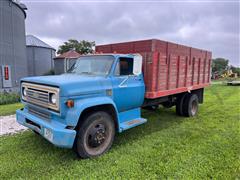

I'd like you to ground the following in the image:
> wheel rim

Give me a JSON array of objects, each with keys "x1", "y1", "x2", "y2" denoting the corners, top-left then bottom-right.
[
  {"x1": 191, "y1": 100, "x2": 198, "y2": 115},
  {"x1": 87, "y1": 123, "x2": 107, "y2": 148}
]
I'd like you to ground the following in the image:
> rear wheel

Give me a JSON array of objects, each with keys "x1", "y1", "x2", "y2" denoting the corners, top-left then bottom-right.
[
  {"x1": 182, "y1": 94, "x2": 199, "y2": 117},
  {"x1": 75, "y1": 111, "x2": 115, "y2": 158},
  {"x1": 176, "y1": 94, "x2": 187, "y2": 116}
]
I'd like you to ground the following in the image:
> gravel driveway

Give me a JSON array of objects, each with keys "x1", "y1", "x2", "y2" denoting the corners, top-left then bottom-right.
[{"x1": 0, "y1": 115, "x2": 28, "y2": 136}]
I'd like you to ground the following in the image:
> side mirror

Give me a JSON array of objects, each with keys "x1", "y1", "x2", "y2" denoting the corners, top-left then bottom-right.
[{"x1": 133, "y1": 54, "x2": 143, "y2": 76}]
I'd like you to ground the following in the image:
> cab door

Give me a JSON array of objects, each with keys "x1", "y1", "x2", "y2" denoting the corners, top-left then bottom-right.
[{"x1": 111, "y1": 55, "x2": 145, "y2": 112}]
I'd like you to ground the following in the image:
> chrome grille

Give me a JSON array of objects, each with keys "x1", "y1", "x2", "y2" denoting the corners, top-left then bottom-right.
[
  {"x1": 26, "y1": 89, "x2": 49, "y2": 104},
  {"x1": 21, "y1": 82, "x2": 60, "y2": 112}
]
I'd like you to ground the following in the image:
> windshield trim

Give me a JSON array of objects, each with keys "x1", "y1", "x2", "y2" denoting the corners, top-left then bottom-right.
[{"x1": 67, "y1": 55, "x2": 115, "y2": 76}]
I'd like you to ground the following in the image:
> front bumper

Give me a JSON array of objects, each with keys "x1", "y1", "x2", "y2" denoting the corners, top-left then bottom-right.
[{"x1": 16, "y1": 109, "x2": 76, "y2": 148}]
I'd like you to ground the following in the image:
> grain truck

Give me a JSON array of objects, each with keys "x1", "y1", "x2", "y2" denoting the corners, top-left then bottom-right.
[{"x1": 16, "y1": 39, "x2": 212, "y2": 158}]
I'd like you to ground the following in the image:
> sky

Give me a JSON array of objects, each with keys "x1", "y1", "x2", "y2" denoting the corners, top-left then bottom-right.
[{"x1": 22, "y1": 0, "x2": 239, "y2": 66}]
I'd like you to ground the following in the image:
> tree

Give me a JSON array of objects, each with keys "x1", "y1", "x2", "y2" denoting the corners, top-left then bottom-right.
[
  {"x1": 212, "y1": 58, "x2": 229, "y2": 74},
  {"x1": 57, "y1": 39, "x2": 95, "y2": 55},
  {"x1": 230, "y1": 65, "x2": 240, "y2": 76}
]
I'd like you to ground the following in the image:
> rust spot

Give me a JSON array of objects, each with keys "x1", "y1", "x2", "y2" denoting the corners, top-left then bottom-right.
[{"x1": 127, "y1": 119, "x2": 141, "y2": 125}]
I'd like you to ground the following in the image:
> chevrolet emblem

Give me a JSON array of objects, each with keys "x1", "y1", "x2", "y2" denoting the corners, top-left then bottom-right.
[{"x1": 33, "y1": 93, "x2": 39, "y2": 99}]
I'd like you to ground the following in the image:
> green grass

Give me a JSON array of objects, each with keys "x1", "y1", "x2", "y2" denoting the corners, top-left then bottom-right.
[
  {"x1": 0, "y1": 84, "x2": 239, "y2": 179},
  {"x1": 0, "y1": 103, "x2": 23, "y2": 116}
]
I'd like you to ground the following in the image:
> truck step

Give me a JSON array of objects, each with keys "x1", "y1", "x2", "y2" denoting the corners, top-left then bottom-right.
[{"x1": 119, "y1": 118, "x2": 147, "y2": 132}]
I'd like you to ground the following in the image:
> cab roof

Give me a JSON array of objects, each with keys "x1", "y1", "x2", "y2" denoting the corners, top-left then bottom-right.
[{"x1": 79, "y1": 53, "x2": 136, "y2": 59}]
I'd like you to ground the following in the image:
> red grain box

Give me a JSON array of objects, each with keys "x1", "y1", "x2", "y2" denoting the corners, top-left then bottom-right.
[{"x1": 96, "y1": 39, "x2": 212, "y2": 99}]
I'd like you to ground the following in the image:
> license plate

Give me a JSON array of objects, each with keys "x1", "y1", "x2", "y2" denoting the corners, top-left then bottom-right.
[{"x1": 44, "y1": 128, "x2": 53, "y2": 142}]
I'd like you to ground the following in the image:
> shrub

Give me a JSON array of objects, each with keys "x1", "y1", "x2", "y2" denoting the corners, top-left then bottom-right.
[{"x1": 0, "y1": 92, "x2": 20, "y2": 105}]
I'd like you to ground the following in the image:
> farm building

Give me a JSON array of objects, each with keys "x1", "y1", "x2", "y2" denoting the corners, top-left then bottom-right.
[
  {"x1": 54, "y1": 50, "x2": 81, "y2": 75},
  {"x1": 0, "y1": 0, "x2": 27, "y2": 92},
  {"x1": 26, "y1": 35, "x2": 56, "y2": 76}
]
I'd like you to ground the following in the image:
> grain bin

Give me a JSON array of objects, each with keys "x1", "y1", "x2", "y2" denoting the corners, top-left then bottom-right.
[
  {"x1": 26, "y1": 35, "x2": 56, "y2": 76},
  {"x1": 0, "y1": 0, "x2": 27, "y2": 92}
]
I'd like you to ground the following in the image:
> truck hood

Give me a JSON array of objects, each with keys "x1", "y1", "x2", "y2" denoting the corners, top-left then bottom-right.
[{"x1": 22, "y1": 74, "x2": 111, "y2": 97}]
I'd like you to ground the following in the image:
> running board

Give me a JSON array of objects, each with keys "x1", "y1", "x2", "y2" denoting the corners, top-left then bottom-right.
[{"x1": 119, "y1": 118, "x2": 147, "y2": 132}]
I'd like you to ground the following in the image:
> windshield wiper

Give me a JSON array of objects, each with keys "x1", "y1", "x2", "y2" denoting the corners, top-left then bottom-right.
[{"x1": 67, "y1": 62, "x2": 76, "y2": 73}]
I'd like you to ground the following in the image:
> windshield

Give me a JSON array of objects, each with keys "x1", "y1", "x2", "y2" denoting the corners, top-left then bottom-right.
[{"x1": 67, "y1": 55, "x2": 114, "y2": 76}]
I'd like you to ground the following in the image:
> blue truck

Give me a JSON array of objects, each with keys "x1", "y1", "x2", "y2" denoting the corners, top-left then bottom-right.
[
  {"x1": 17, "y1": 54, "x2": 147, "y2": 158},
  {"x1": 16, "y1": 39, "x2": 211, "y2": 158}
]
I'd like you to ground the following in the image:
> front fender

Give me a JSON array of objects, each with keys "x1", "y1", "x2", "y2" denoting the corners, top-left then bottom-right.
[{"x1": 64, "y1": 96, "x2": 118, "y2": 127}]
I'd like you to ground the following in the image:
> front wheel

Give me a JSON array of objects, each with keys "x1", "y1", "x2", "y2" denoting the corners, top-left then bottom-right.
[{"x1": 75, "y1": 111, "x2": 115, "y2": 158}]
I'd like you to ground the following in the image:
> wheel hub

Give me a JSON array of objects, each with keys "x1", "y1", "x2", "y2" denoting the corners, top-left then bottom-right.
[
  {"x1": 191, "y1": 100, "x2": 197, "y2": 115},
  {"x1": 88, "y1": 124, "x2": 106, "y2": 148}
]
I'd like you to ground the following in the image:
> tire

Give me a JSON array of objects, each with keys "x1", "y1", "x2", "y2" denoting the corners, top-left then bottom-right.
[
  {"x1": 176, "y1": 94, "x2": 187, "y2": 116},
  {"x1": 182, "y1": 94, "x2": 199, "y2": 117},
  {"x1": 75, "y1": 111, "x2": 115, "y2": 158}
]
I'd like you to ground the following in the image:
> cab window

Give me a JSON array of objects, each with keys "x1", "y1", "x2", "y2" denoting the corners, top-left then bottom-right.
[{"x1": 115, "y1": 58, "x2": 133, "y2": 76}]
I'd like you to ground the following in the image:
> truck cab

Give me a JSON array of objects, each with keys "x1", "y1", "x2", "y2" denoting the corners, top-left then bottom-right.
[{"x1": 16, "y1": 54, "x2": 147, "y2": 158}]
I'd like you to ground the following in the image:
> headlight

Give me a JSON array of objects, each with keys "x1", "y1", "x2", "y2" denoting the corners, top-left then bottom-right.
[
  {"x1": 22, "y1": 87, "x2": 27, "y2": 97},
  {"x1": 49, "y1": 93, "x2": 57, "y2": 104}
]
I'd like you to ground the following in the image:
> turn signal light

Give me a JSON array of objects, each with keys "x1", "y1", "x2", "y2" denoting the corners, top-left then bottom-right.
[{"x1": 66, "y1": 100, "x2": 74, "y2": 108}]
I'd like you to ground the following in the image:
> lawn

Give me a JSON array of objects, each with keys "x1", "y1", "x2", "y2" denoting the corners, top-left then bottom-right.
[
  {"x1": 0, "y1": 83, "x2": 239, "y2": 179},
  {"x1": 0, "y1": 103, "x2": 23, "y2": 116}
]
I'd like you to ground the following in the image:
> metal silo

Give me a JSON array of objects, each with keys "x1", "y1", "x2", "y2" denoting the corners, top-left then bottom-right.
[
  {"x1": 0, "y1": 0, "x2": 27, "y2": 92},
  {"x1": 26, "y1": 35, "x2": 56, "y2": 76}
]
